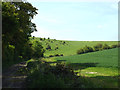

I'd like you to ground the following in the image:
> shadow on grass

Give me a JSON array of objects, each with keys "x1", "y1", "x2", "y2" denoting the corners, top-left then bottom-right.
[
  {"x1": 66, "y1": 63, "x2": 98, "y2": 70},
  {"x1": 78, "y1": 75, "x2": 119, "y2": 88},
  {"x1": 46, "y1": 59, "x2": 98, "y2": 70},
  {"x1": 46, "y1": 60, "x2": 66, "y2": 64}
]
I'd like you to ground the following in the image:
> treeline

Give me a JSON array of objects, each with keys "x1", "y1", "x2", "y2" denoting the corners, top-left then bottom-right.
[
  {"x1": 77, "y1": 43, "x2": 120, "y2": 54},
  {"x1": 2, "y1": 2, "x2": 44, "y2": 66}
]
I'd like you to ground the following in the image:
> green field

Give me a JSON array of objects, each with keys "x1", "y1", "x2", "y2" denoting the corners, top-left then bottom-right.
[{"x1": 55, "y1": 48, "x2": 118, "y2": 68}]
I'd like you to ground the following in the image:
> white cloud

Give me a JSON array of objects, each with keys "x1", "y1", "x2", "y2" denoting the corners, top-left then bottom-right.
[{"x1": 97, "y1": 25, "x2": 103, "y2": 29}]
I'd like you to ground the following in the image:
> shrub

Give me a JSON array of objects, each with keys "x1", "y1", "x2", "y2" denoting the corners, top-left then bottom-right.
[
  {"x1": 46, "y1": 45, "x2": 51, "y2": 50},
  {"x1": 48, "y1": 37, "x2": 50, "y2": 39},
  {"x1": 27, "y1": 72, "x2": 66, "y2": 88},
  {"x1": 63, "y1": 41, "x2": 66, "y2": 45},
  {"x1": 83, "y1": 46, "x2": 94, "y2": 53},
  {"x1": 44, "y1": 38, "x2": 46, "y2": 40},
  {"x1": 102, "y1": 44, "x2": 110, "y2": 50},
  {"x1": 26, "y1": 61, "x2": 77, "y2": 88},
  {"x1": 60, "y1": 54, "x2": 63, "y2": 56},
  {"x1": 55, "y1": 54, "x2": 59, "y2": 56},
  {"x1": 49, "y1": 55, "x2": 54, "y2": 57},
  {"x1": 111, "y1": 44, "x2": 118, "y2": 48},
  {"x1": 55, "y1": 46, "x2": 58, "y2": 50},
  {"x1": 51, "y1": 62, "x2": 75, "y2": 78},
  {"x1": 93, "y1": 43, "x2": 103, "y2": 51},
  {"x1": 40, "y1": 38, "x2": 43, "y2": 40},
  {"x1": 77, "y1": 48, "x2": 84, "y2": 54},
  {"x1": 32, "y1": 41, "x2": 45, "y2": 58}
]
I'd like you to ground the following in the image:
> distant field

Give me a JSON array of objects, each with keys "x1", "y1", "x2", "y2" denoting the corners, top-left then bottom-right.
[
  {"x1": 55, "y1": 48, "x2": 118, "y2": 68},
  {"x1": 29, "y1": 37, "x2": 118, "y2": 57}
]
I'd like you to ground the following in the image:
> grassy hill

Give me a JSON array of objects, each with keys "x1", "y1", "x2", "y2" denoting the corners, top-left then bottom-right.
[{"x1": 29, "y1": 37, "x2": 118, "y2": 57}]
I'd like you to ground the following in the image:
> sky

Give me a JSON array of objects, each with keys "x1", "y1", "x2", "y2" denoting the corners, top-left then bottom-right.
[{"x1": 29, "y1": 0, "x2": 118, "y2": 41}]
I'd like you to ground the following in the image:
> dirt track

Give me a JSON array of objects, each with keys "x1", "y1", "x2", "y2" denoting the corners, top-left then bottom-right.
[{"x1": 2, "y1": 61, "x2": 27, "y2": 89}]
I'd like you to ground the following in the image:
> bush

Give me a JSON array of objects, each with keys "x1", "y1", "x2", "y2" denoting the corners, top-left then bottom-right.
[
  {"x1": 55, "y1": 46, "x2": 58, "y2": 50},
  {"x1": 111, "y1": 44, "x2": 118, "y2": 48},
  {"x1": 60, "y1": 54, "x2": 63, "y2": 56},
  {"x1": 46, "y1": 45, "x2": 51, "y2": 50},
  {"x1": 77, "y1": 48, "x2": 84, "y2": 54},
  {"x1": 32, "y1": 41, "x2": 45, "y2": 58},
  {"x1": 84, "y1": 46, "x2": 93, "y2": 52},
  {"x1": 48, "y1": 37, "x2": 50, "y2": 39},
  {"x1": 40, "y1": 38, "x2": 43, "y2": 40},
  {"x1": 93, "y1": 43, "x2": 103, "y2": 51},
  {"x1": 44, "y1": 38, "x2": 46, "y2": 40},
  {"x1": 49, "y1": 55, "x2": 54, "y2": 57},
  {"x1": 27, "y1": 72, "x2": 66, "y2": 88},
  {"x1": 83, "y1": 46, "x2": 94, "y2": 53},
  {"x1": 55, "y1": 54, "x2": 60, "y2": 56},
  {"x1": 26, "y1": 61, "x2": 78, "y2": 88},
  {"x1": 102, "y1": 44, "x2": 110, "y2": 50}
]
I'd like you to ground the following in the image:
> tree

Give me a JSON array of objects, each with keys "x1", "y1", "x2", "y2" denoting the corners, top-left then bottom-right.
[
  {"x1": 48, "y1": 37, "x2": 50, "y2": 39},
  {"x1": 2, "y1": 1, "x2": 38, "y2": 62}
]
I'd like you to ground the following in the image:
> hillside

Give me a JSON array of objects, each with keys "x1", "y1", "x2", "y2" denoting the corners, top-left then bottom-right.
[{"x1": 29, "y1": 37, "x2": 118, "y2": 57}]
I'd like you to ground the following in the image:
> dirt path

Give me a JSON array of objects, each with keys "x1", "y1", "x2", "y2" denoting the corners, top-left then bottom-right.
[{"x1": 2, "y1": 61, "x2": 27, "y2": 88}]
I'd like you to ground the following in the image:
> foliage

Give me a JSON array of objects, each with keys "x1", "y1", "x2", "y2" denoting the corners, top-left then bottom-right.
[
  {"x1": 46, "y1": 44, "x2": 51, "y2": 50},
  {"x1": 2, "y1": 2, "x2": 47, "y2": 67},
  {"x1": 54, "y1": 54, "x2": 60, "y2": 56},
  {"x1": 48, "y1": 37, "x2": 50, "y2": 39},
  {"x1": 77, "y1": 48, "x2": 84, "y2": 54},
  {"x1": 102, "y1": 44, "x2": 110, "y2": 50},
  {"x1": 32, "y1": 40, "x2": 45, "y2": 58},
  {"x1": 27, "y1": 72, "x2": 66, "y2": 88},
  {"x1": 83, "y1": 46, "x2": 94, "y2": 53},
  {"x1": 76, "y1": 43, "x2": 118, "y2": 55},
  {"x1": 49, "y1": 55, "x2": 54, "y2": 57},
  {"x1": 55, "y1": 46, "x2": 58, "y2": 50},
  {"x1": 77, "y1": 46, "x2": 93, "y2": 54},
  {"x1": 26, "y1": 61, "x2": 79, "y2": 88},
  {"x1": 60, "y1": 54, "x2": 64, "y2": 56},
  {"x1": 93, "y1": 43, "x2": 103, "y2": 51},
  {"x1": 111, "y1": 44, "x2": 118, "y2": 48}
]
